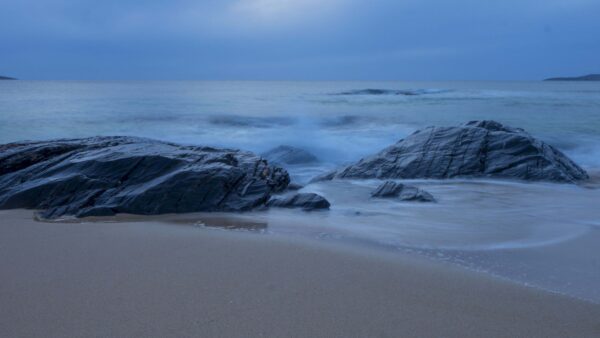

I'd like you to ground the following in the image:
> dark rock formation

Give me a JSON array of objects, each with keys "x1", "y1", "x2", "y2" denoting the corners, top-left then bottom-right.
[
  {"x1": 286, "y1": 183, "x2": 304, "y2": 191},
  {"x1": 337, "y1": 89, "x2": 404, "y2": 95},
  {"x1": 320, "y1": 115, "x2": 362, "y2": 128},
  {"x1": 0, "y1": 136, "x2": 290, "y2": 219},
  {"x1": 334, "y1": 88, "x2": 448, "y2": 96},
  {"x1": 371, "y1": 181, "x2": 435, "y2": 202},
  {"x1": 310, "y1": 171, "x2": 337, "y2": 182},
  {"x1": 544, "y1": 74, "x2": 600, "y2": 81},
  {"x1": 267, "y1": 193, "x2": 330, "y2": 211},
  {"x1": 261, "y1": 145, "x2": 319, "y2": 165},
  {"x1": 0, "y1": 76, "x2": 16, "y2": 80},
  {"x1": 208, "y1": 115, "x2": 294, "y2": 128},
  {"x1": 315, "y1": 120, "x2": 588, "y2": 183}
]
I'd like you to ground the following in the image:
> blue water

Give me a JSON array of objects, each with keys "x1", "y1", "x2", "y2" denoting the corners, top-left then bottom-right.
[
  {"x1": 2, "y1": 81, "x2": 600, "y2": 166},
  {"x1": 1, "y1": 80, "x2": 600, "y2": 302}
]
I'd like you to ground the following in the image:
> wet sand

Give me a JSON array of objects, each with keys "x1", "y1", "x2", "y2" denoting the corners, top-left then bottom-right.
[{"x1": 1, "y1": 209, "x2": 599, "y2": 337}]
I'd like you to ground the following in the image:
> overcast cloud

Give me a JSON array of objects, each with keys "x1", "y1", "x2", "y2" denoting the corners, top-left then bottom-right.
[{"x1": 1, "y1": 0, "x2": 598, "y2": 79}]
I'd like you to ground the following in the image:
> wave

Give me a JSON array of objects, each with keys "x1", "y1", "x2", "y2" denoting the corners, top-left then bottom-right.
[{"x1": 552, "y1": 135, "x2": 600, "y2": 171}]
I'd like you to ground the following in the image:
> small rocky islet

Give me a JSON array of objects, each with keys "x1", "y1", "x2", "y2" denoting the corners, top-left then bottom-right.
[
  {"x1": 544, "y1": 74, "x2": 600, "y2": 81},
  {"x1": 0, "y1": 120, "x2": 589, "y2": 219}
]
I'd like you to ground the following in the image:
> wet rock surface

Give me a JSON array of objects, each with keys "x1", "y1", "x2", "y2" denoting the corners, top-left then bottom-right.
[
  {"x1": 267, "y1": 193, "x2": 330, "y2": 211},
  {"x1": 261, "y1": 145, "x2": 319, "y2": 165},
  {"x1": 286, "y1": 183, "x2": 304, "y2": 191},
  {"x1": 371, "y1": 181, "x2": 435, "y2": 202},
  {"x1": 0, "y1": 136, "x2": 290, "y2": 219},
  {"x1": 319, "y1": 120, "x2": 588, "y2": 183}
]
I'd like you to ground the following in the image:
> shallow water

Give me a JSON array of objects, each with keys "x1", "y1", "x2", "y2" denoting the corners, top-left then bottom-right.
[{"x1": 1, "y1": 80, "x2": 600, "y2": 302}]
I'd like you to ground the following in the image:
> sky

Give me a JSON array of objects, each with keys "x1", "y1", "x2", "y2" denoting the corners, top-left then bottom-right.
[{"x1": 0, "y1": 0, "x2": 599, "y2": 80}]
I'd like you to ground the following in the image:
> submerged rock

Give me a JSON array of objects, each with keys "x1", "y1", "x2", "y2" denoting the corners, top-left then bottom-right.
[
  {"x1": 261, "y1": 145, "x2": 319, "y2": 165},
  {"x1": 337, "y1": 89, "x2": 400, "y2": 95},
  {"x1": 267, "y1": 193, "x2": 330, "y2": 211},
  {"x1": 0, "y1": 137, "x2": 290, "y2": 219},
  {"x1": 317, "y1": 120, "x2": 588, "y2": 183},
  {"x1": 371, "y1": 181, "x2": 435, "y2": 202},
  {"x1": 208, "y1": 115, "x2": 293, "y2": 128},
  {"x1": 335, "y1": 89, "x2": 448, "y2": 96}
]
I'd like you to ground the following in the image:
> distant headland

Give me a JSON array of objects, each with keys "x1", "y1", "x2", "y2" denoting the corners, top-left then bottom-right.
[
  {"x1": 0, "y1": 75, "x2": 17, "y2": 80},
  {"x1": 544, "y1": 74, "x2": 600, "y2": 81}
]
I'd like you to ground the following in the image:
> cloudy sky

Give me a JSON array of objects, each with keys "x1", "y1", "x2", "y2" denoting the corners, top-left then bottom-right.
[{"x1": 1, "y1": 0, "x2": 598, "y2": 80}]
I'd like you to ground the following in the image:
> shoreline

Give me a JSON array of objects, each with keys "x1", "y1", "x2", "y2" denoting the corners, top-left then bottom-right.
[
  {"x1": 1, "y1": 209, "x2": 599, "y2": 337},
  {"x1": 46, "y1": 202, "x2": 600, "y2": 305}
]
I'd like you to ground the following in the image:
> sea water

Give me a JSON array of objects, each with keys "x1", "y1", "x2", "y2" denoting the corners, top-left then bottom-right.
[{"x1": 1, "y1": 80, "x2": 599, "y2": 302}]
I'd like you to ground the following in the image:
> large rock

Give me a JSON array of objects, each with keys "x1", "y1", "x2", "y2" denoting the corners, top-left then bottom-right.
[
  {"x1": 261, "y1": 145, "x2": 319, "y2": 165},
  {"x1": 317, "y1": 120, "x2": 588, "y2": 183},
  {"x1": 267, "y1": 193, "x2": 330, "y2": 211},
  {"x1": 371, "y1": 181, "x2": 435, "y2": 202},
  {"x1": 0, "y1": 137, "x2": 290, "y2": 219}
]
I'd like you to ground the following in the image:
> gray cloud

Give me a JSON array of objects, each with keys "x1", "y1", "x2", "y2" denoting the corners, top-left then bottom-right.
[{"x1": 1, "y1": 0, "x2": 598, "y2": 79}]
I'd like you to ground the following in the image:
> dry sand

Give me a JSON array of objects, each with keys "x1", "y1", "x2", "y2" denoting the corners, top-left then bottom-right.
[{"x1": 0, "y1": 209, "x2": 599, "y2": 337}]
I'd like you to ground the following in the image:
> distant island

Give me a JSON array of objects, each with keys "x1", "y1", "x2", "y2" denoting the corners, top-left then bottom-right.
[
  {"x1": 544, "y1": 74, "x2": 600, "y2": 81},
  {"x1": 0, "y1": 75, "x2": 17, "y2": 80}
]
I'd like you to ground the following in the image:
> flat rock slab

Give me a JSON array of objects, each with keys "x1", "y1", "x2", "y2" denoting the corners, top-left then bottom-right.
[
  {"x1": 0, "y1": 136, "x2": 290, "y2": 219},
  {"x1": 371, "y1": 181, "x2": 435, "y2": 202},
  {"x1": 319, "y1": 120, "x2": 588, "y2": 183},
  {"x1": 267, "y1": 193, "x2": 330, "y2": 211}
]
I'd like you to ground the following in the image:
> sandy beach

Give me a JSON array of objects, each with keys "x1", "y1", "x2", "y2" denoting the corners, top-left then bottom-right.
[{"x1": 0, "y1": 209, "x2": 598, "y2": 337}]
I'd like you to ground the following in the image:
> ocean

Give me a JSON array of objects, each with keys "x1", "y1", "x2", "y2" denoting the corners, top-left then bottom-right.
[{"x1": 1, "y1": 80, "x2": 600, "y2": 302}]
